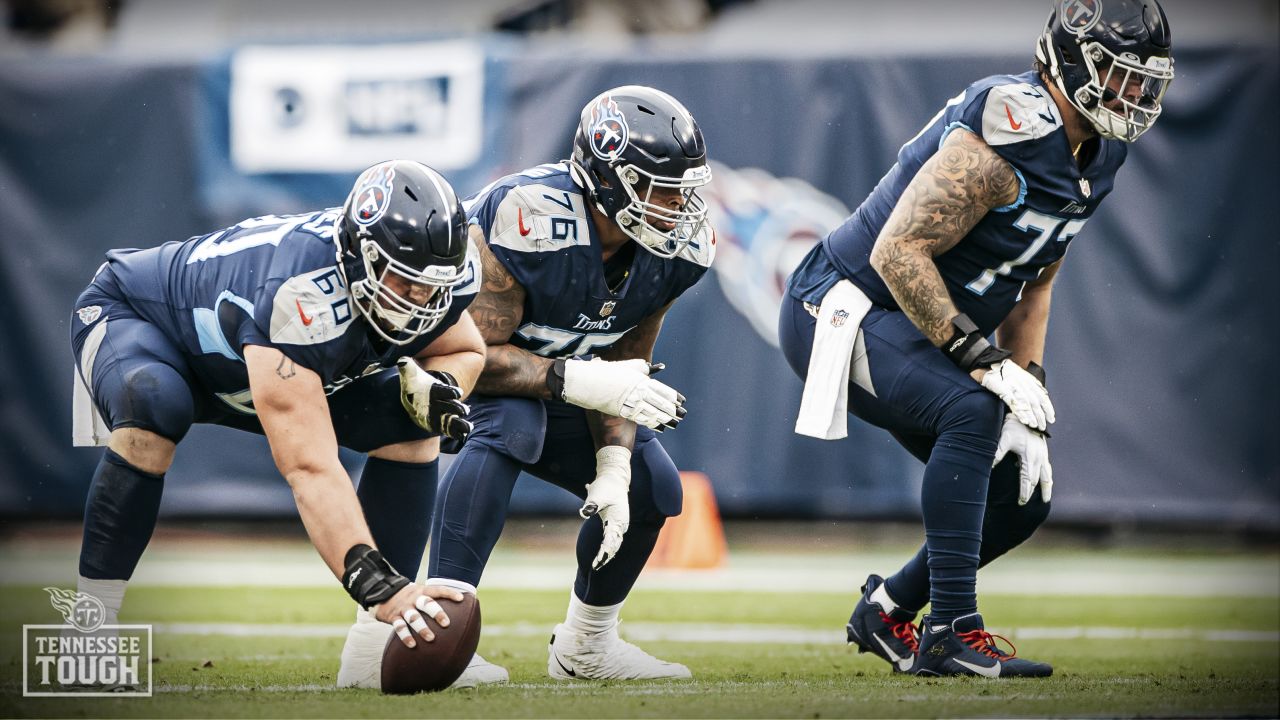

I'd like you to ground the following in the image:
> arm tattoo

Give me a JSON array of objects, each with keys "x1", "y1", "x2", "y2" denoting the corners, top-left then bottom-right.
[
  {"x1": 275, "y1": 355, "x2": 297, "y2": 380},
  {"x1": 871, "y1": 129, "x2": 1019, "y2": 346},
  {"x1": 467, "y1": 229, "x2": 554, "y2": 397},
  {"x1": 469, "y1": 233, "x2": 525, "y2": 345},
  {"x1": 586, "y1": 410, "x2": 637, "y2": 452},
  {"x1": 473, "y1": 344, "x2": 553, "y2": 398}
]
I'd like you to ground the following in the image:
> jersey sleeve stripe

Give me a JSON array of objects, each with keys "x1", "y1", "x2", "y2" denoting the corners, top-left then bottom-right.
[
  {"x1": 991, "y1": 166, "x2": 1027, "y2": 214},
  {"x1": 937, "y1": 120, "x2": 976, "y2": 150}
]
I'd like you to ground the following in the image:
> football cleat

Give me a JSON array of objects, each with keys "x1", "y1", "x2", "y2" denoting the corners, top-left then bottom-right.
[
  {"x1": 337, "y1": 618, "x2": 390, "y2": 689},
  {"x1": 451, "y1": 653, "x2": 510, "y2": 688},
  {"x1": 911, "y1": 613, "x2": 1052, "y2": 678},
  {"x1": 846, "y1": 574, "x2": 920, "y2": 673},
  {"x1": 547, "y1": 623, "x2": 692, "y2": 681}
]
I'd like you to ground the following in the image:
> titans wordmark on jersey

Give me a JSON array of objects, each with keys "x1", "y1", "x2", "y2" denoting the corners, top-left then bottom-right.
[
  {"x1": 104, "y1": 209, "x2": 479, "y2": 413},
  {"x1": 467, "y1": 163, "x2": 712, "y2": 358},
  {"x1": 791, "y1": 71, "x2": 1126, "y2": 335}
]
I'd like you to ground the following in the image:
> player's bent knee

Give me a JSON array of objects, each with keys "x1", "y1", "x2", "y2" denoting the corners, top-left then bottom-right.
[
  {"x1": 940, "y1": 388, "x2": 1006, "y2": 441},
  {"x1": 633, "y1": 440, "x2": 683, "y2": 521},
  {"x1": 114, "y1": 362, "x2": 195, "y2": 446},
  {"x1": 368, "y1": 437, "x2": 440, "y2": 464},
  {"x1": 107, "y1": 427, "x2": 177, "y2": 475}
]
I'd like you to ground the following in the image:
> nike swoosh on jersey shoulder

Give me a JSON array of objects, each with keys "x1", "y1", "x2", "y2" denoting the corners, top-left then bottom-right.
[
  {"x1": 488, "y1": 184, "x2": 591, "y2": 253},
  {"x1": 980, "y1": 82, "x2": 1063, "y2": 147},
  {"x1": 268, "y1": 267, "x2": 355, "y2": 346}
]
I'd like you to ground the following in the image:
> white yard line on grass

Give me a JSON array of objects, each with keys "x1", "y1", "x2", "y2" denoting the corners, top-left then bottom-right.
[
  {"x1": 151, "y1": 621, "x2": 1280, "y2": 645},
  {"x1": 8, "y1": 551, "x2": 1277, "y2": 598},
  {"x1": 155, "y1": 683, "x2": 337, "y2": 694}
]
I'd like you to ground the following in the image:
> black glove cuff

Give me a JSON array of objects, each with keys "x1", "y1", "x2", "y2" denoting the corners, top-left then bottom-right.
[
  {"x1": 341, "y1": 544, "x2": 410, "y2": 610},
  {"x1": 942, "y1": 313, "x2": 1012, "y2": 371},
  {"x1": 545, "y1": 358, "x2": 567, "y2": 401},
  {"x1": 427, "y1": 370, "x2": 459, "y2": 388},
  {"x1": 1026, "y1": 361, "x2": 1047, "y2": 386}
]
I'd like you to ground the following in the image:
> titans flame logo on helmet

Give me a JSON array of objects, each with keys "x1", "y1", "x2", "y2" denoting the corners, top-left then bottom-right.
[
  {"x1": 353, "y1": 164, "x2": 397, "y2": 226},
  {"x1": 588, "y1": 96, "x2": 629, "y2": 161}
]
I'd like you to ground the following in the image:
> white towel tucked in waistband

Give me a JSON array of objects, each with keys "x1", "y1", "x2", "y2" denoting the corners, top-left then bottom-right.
[
  {"x1": 72, "y1": 317, "x2": 111, "y2": 447},
  {"x1": 794, "y1": 279, "x2": 874, "y2": 440}
]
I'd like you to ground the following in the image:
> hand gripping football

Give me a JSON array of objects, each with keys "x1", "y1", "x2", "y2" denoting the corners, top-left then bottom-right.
[{"x1": 380, "y1": 593, "x2": 481, "y2": 694}]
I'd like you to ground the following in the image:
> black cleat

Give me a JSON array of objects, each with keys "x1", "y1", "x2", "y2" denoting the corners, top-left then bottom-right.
[
  {"x1": 911, "y1": 613, "x2": 1052, "y2": 678},
  {"x1": 845, "y1": 574, "x2": 920, "y2": 673}
]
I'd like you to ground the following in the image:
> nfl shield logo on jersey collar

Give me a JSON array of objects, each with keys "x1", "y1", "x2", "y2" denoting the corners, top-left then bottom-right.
[
  {"x1": 1078, "y1": 177, "x2": 1092, "y2": 198},
  {"x1": 599, "y1": 300, "x2": 617, "y2": 317}
]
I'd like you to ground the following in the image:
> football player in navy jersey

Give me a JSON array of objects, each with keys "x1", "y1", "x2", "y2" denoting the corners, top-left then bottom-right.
[
  {"x1": 779, "y1": 0, "x2": 1173, "y2": 677},
  {"x1": 422, "y1": 85, "x2": 712, "y2": 683},
  {"x1": 70, "y1": 161, "x2": 486, "y2": 661}
]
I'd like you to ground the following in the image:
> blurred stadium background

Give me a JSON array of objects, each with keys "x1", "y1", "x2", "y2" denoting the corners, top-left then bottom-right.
[
  {"x1": 1, "y1": 0, "x2": 1276, "y2": 532},
  {"x1": 0, "y1": 0, "x2": 1277, "y2": 715}
]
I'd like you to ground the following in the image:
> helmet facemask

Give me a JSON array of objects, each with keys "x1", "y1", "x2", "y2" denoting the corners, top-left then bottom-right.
[
  {"x1": 1067, "y1": 42, "x2": 1173, "y2": 142},
  {"x1": 347, "y1": 232, "x2": 465, "y2": 346},
  {"x1": 612, "y1": 164, "x2": 712, "y2": 259}
]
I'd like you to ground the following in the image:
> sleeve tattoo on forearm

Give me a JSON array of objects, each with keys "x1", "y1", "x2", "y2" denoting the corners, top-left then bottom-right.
[{"x1": 873, "y1": 130, "x2": 1019, "y2": 345}]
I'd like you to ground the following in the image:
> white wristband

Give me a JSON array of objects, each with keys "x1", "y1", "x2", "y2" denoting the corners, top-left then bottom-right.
[{"x1": 595, "y1": 445, "x2": 632, "y2": 475}]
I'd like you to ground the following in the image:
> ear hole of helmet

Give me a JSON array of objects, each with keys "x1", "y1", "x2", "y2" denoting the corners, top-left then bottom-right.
[{"x1": 592, "y1": 165, "x2": 613, "y2": 190}]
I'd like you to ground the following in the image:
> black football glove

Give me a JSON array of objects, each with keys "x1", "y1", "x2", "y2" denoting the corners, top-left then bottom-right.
[{"x1": 396, "y1": 358, "x2": 473, "y2": 443}]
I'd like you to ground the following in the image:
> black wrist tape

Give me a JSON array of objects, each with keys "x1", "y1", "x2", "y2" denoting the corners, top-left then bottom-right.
[
  {"x1": 341, "y1": 544, "x2": 410, "y2": 610},
  {"x1": 1026, "y1": 361, "x2": 1047, "y2": 386},
  {"x1": 942, "y1": 313, "x2": 1012, "y2": 371},
  {"x1": 545, "y1": 358, "x2": 567, "y2": 401}
]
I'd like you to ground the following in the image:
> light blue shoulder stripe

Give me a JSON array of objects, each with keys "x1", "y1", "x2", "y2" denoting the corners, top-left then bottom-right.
[
  {"x1": 937, "y1": 121, "x2": 975, "y2": 149},
  {"x1": 193, "y1": 290, "x2": 255, "y2": 361}
]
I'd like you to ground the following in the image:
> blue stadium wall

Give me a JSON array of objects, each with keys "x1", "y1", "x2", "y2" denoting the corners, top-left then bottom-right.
[{"x1": 0, "y1": 42, "x2": 1275, "y2": 530}]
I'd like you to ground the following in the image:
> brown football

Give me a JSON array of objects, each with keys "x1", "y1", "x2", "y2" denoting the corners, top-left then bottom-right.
[{"x1": 380, "y1": 593, "x2": 481, "y2": 694}]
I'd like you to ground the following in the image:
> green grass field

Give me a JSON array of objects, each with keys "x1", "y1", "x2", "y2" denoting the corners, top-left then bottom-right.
[{"x1": 1, "y1": 582, "x2": 1277, "y2": 718}]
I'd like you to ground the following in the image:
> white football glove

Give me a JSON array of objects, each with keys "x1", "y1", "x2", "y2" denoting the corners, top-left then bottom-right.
[
  {"x1": 397, "y1": 357, "x2": 473, "y2": 442},
  {"x1": 579, "y1": 446, "x2": 632, "y2": 570},
  {"x1": 560, "y1": 358, "x2": 686, "y2": 431},
  {"x1": 979, "y1": 359, "x2": 1055, "y2": 432},
  {"x1": 993, "y1": 413, "x2": 1053, "y2": 505}
]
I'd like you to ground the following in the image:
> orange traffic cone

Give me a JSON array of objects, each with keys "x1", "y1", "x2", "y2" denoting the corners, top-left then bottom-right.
[{"x1": 646, "y1": 471, "x2": 728, "y2": 569}]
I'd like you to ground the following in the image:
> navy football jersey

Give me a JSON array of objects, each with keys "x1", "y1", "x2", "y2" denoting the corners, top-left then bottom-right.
[
  {"x1": 104, "y1": 209, "x2": 480, "y2": 412},
  {"x1": 466, "y1": 162, "x2": 713, "y2": 358},
  {"x1": 792, "y1": 71, "x2": 1126, "y2": 335}
]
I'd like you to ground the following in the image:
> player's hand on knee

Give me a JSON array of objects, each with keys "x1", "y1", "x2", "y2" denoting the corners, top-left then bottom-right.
[
  {"x1": 978, "y1": 359, "x2": 1054, "y2": 432},
  {"x1": 993, "y1": 413, "x2": 1053, "y2": 505},
  {"x1": 375, "y1": 583, "x2": 465, "y2": 648},
  {"x1": 579, "y1": 446, "x2": 632, "y2": 570},
  {"x1": 397, "y1": 358, "x2": 473, "y2": 442},
  {"x1": 556, "y1": 358, "x2": 686, "y2": 431}
]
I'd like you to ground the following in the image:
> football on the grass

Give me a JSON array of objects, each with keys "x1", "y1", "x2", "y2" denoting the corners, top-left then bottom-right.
[{"x1": 380, "y1": 593, "x2": 481, "y2": 694}]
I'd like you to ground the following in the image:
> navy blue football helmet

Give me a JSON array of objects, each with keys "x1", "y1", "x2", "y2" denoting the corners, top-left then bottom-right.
[
  {"x1": 569, "y1": 86, "x2": 712, "y2": 258},
  {"x1": 336, "y1": 160, "x2": 468, "y2": 345},
  {"x1": 1035, "y1": 0, "x2": 1174, "y2": 142}
]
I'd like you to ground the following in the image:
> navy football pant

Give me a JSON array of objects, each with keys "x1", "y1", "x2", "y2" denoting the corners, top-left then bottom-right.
[
  {"x1": 70, "y1": 268, "x2": 436, "y2": 581},
  {"x1": 429, "y1": 396, "x2": 684, "y2": 606},
  {"x1": 779, "y1": 295, "x2": 1050, "y2": 620}
]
